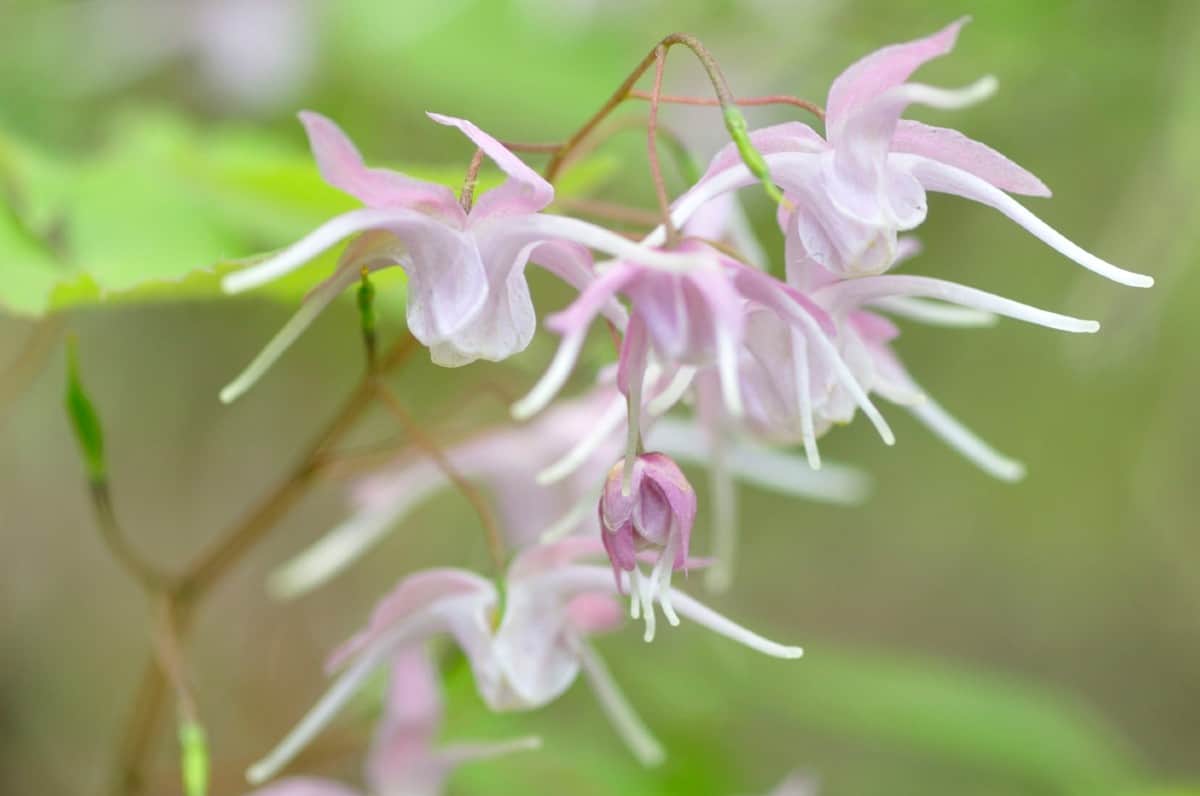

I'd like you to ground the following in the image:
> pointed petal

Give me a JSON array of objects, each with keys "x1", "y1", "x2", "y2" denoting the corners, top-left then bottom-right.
[
  {"x1": 365, "y1": 649, "x2": 442, "y2": 793},
  {"x1": 574, "y1": 638, "x2": 665, "y2": 767},
  {"x1": 246, "y1": 609, "x2": 449, "y2": 787},
  {"x1": 826, "y1": 17, "x2": 969, "y2": 138},
  {"x1": 220, "y1": 260, "x2": 359, "y2": 404},
  {"x1": 326, "y1": 570, "x2": 495, "y2": 672},
  {"x1": 834, "y1": 77, "x2": 998, "y2": 198},
  {"x1": 299, "y1": 111, "x2": 462, "y2": 219},
  {"x1": 222, "y1": 208, "x2": 412, "y2": 293},
  {"x1": 871, "y1": 296, "x2": 998, "y2": 327},
  {"x1": 529, "y1": 239, "x2": 628, "y2": 329},
  {"x1": 427, "y1": 112, "x2": 554, "y2": 217},
  {"x1": 897, "y1": 154, "x2": 1153, "y2": 287},
  {"x1": 814, "y1": 274, "x2": 1099, "y2": 333},
  {"x1": 892, "y1": 119, "x2": 1050, "y2": 196},
  {"x1": 669, "y1": 588, "x2": 803, "y2": 658}
]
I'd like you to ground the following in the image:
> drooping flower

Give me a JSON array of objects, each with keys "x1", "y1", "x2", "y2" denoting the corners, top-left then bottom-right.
[
  {"x1": 599, "y1": 453, "x2": 697, "y2": 641},
  {"x1": 512, "y1": 241, "x2": 897, "y2": 463},
  {"x1": 246, "y1": 538, "x2": 803, "y2": 784},
  {"x1": 247, "y1": 646, "x2": 539, "y2": 796},
  {"x1": 663, "y1": 18, "x2": 1153, "y2": 288},
  {"x1": 730, "y1": 243, "x2": 1101, "y2": 478},
  {"x1": 219, "y1": 111, "x2": 636, "y2": 402}
]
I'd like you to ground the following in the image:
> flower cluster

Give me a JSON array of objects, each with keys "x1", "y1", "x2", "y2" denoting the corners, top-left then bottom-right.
[{"x1": 226, "y1": 19, "x2": 1148, "y2": 792}]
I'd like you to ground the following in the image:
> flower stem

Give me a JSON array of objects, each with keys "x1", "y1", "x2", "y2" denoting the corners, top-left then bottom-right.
[
  {"x1": 544, "y1": 32, "x2": 784, "y2": 209},
  {"x1": 108, "y1": 334, "x2": 420, "y2": 795},
  {"x1": 646, "y1": 45, "x2": 679, "y2": 247},
  {"x1": 627, "y1": 90, "x2": 825, "y2": 120},
  {"x1": 372, "y1": 382, "x2": 508, "y2": 576}
]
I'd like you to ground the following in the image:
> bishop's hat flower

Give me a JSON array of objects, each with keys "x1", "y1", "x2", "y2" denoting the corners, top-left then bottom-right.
[
  {"x1": 599, "y1": 452, "x2": 697, "y2": 641},
  {"x1": 247, "y1": 646, "x2": 539, "y2": 796},
  {"x1": 665, "y1": 17, "x2": 1153, "y2": 288},
  {"x1": 219, "y1": 110, "x2": 631, "y2": 402},
  {"x1": 246, "y1": 538, "x2": 803, "y2": 785}
]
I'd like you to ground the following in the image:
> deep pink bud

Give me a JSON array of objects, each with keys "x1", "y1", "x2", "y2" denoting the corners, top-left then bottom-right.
[{"x1": 598, "y1": 452, "x2": 696, "y2": 641}]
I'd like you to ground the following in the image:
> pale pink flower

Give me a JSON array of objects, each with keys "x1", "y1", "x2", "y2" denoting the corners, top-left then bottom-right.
[
  {"x1": 512, "y1": 243, "x2": 897, "y2": 465},
  {"x1": 246, "y1": 538, "x2": 803, "y2": 783},
  {"x1": 731, "y1": 241, "x2": 1101, "y2": 478},
  {"x1": 664, "y1": 18, "x2": 1153, "y2": 288},
  {"x1": 247, "y1": 647, "x2": 539, "y2": 796},
  {"x1": 220, "y1": 111, "x2": 635, "y2": 402},
  {"x1": 599, "y1": 453, "x2": 697, "y2": 640}
]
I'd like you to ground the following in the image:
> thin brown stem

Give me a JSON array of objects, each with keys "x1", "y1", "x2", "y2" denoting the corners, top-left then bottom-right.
[
  {"x1": 372, "y1": 382, "x2": 507, "y2": 575},
  {"x1": 109, "y1": 334, "x2": 420, "y2": 795},
  {"x1": 554, "y1": 197, "x2": 662, "y2": 227},
  {"x1": 89, "y1": 483, "x2": 176, "y2": 593},
  {"x1": 178, "y1": 335, "x2": 418, "y2": 601},
  {"x1": 646, "y1": 45, "x2": 678, "y2": 246},
  {"x1": 151, "y1": 597, "x2": 197, "y2": 724},
  {"x1": 0, "y1": 315, "x2": 65, "y2": 426},
  {"x1": 628, "y1": 89, "x2": 825, "y2": 120},
  {"x1": 544, "y1": 33, "x2": 752, "y2": 188},
  {"x1": 459, "y1": 148, "x2": 485, "y2": 214}
]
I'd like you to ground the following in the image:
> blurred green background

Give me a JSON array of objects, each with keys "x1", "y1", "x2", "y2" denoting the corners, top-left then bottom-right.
[{"x1": 1, "y1": 0, "x2": 1197, "y2": 794}]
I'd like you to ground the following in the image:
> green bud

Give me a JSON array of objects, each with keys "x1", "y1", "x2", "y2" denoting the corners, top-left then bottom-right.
[
  {"x1": 357, "y1": 268, "x2": 378, "y2": 368},
  {"x1": 722, "y1": 107, "x2": 787, "y2": 206},
  {"x1": 64, "y1": 336, "x2": 106, "y2": 483},
  {"x1": 178, "y1": 721, "x2": 209, "y2": 796}
]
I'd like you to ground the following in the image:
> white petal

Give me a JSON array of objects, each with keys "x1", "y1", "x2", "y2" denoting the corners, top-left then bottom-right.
[
  {"x1": 897, "y1": 154, "x2": 1154, "y2": 288},
  {"x1": 511, "y1": 330, "x2": 586, "y2": 420},
  {"x1": 669, "y1": 589, "x2": 804, "y2": 659},
  {"x1": 219, "y1": 265, "x2": 356, "y2": 403},
  {"x1": 872, "y1": 296, "x2": 998, "y2": 328},
  {"x1": 905, "y1": 390, "x2": 1026, "y2": 482},
  {"x1": 573, "y1": 638, "x2": 665, "y2": 767},
  {"x1": 815, "y1": 275, "x2": 1099, "y2": 333},
  {"x1": 223, "y1": 208, "x2": 417, "y2": 293}
]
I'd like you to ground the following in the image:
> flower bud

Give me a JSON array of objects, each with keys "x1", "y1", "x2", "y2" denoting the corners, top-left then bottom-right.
[{"x1": 599, "y1": 452, "x2": 696, "y2": 642}]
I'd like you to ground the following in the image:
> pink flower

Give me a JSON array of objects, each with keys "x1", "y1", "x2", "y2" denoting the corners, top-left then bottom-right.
[
  {"x1": 220, "y1": 111, "x2": 632, "y2": 402},
  {"x1": 512, "y1": 243, "x2": 897, "y2": 464},
  {"x1": 664, "y1": 18, "x2": 1153, "y2": 288},
  {"x1": 247, "y1": 647, "x2": 539, "y2": 796},
  {"x1": 599, "y1": 453, "x2": 697, "y2": 641},
  {"x1": 732, "y1": 243, "x2": 1101, "y2": 477},
  {"x1": 246, "y1": 538, "x2": 803, "y2": 783}
]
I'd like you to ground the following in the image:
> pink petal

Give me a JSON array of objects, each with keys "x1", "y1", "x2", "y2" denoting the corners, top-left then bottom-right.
[
  {"x1": 530, "y1": 240, "x2": 628, "y2": 329},
  {"x1": 891, "y1": 120, "x2": 1050, "y2": 196},
  {"x1": 565, "y1": 592, "x2": 625, "y2": 634},
  {"x1": 299, "y1": 111, "x2": 462, "y2": 220},
  {"x1": 248, "y1": 778, "x2": 360, "y2": 796},
  {"x1": 365, "y1": 649, "x2": 442, "y2": 793},
  {"x1": 509, "y1": 536, "x2": 609, "y2": 581},
  {"x1": 325, "y1": 570, "x2": 494, "y2": 673},
  {"x1": 545, "y1": 261, "x2": 637, "y2": 336},
  {"x1": 826, "y1": 17, "x2": 968, "y2": 139},
  {"x1": 427, "y1": 112, "x2": 554, "y2": 218},
  {"x1": 699, "y1": 121, "x2": 827, "y2": 181}
]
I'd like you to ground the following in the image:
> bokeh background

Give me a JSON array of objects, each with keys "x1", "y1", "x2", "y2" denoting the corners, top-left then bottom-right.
[{"x1": 1, "y1": 1, "x2": 1197, "y2": 794}]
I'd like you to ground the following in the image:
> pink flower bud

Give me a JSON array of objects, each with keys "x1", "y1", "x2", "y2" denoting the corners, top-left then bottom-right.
[{"x1": 598, "y1": 452, "x2": 697, "y2": 641}]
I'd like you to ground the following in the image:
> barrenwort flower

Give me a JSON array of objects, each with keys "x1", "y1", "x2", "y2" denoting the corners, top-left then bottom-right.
[
  {"x1": 248, "y1": 647, "x2": 539, "y2": 796},
  {"x1": 246, "y1": 538, "x2": 802, "y2": 783},
  {"x1": 599, "y1": 452, "x2": 697, "y2": 641}
]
